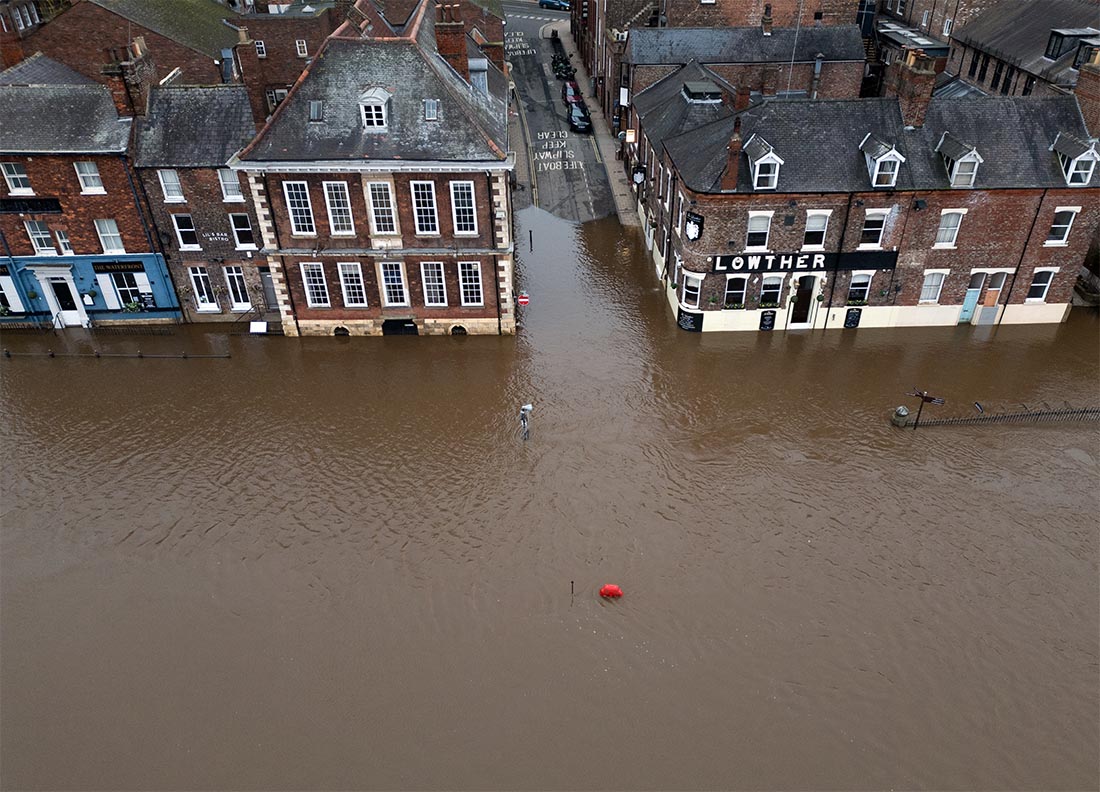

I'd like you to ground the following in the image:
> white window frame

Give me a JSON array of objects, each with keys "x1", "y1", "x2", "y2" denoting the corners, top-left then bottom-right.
[
  {"x1": 410, "y1": 181, "x2": 439, "y2": 236},
  {"x1": 266, "y1": 88, "x2": 288, "y2": 110},
  {"x1": 55, "y1": 229, "x2": 73, "y2": 255},
  {"x1": 189, "y1": 266, "x2": 219, "y2": 311},
  {"x1": 323, "y1": 181, "x2": 355, "y2": 236},
  {"x1": 300, "y1": 262, "x2": 330, "y2": 307},
  {"x1": 424, "y1": 99, "x2": 440, "y2": 121},
  {"x1": 921, "y1": 10, "x2": 930, "y2": 27},
  {"x1": 943, "y1": 17, "x2": 953, "y2": 36},
  {"x1": 95, "y1": 219, "x2": 126, "y2": 254},
  {"x1": 1, "y1": 162, "x2": 32, "y2": 195},
  {"x1": 760, "y1": 276, "x2": 783, "y2": 305},
  {"x1": 74, "y1": 161, "x2": 105, "y2": 194},
  {"x1": 255, "y1": 40, "x2": 266, "y2": 58},
  {"x1": 1025, "y1": 267, "x2": 1058, "y2": 303},
  {"x1": 283, "y1": 181, "x2": 316, "y2": 236},
  {"x1": 218, "y1": 169, "x2": 244, "y2": 202},
  {"x1": 724, "y1": 275, "x2": 747, "y2": 307},
  {"x1": 367, "y1": 181, "x2": 397, "y2": 235},
  {"x1": 359, "y1": 88, "x2": 390, "y2": 131},
  {"x1": 1062, "y1": 154, "x2": 1097, "y2": 186},
  {"x1": 379, "y1": 261, "x2": 409, "y2": 306},
  {"x1": 172, "y1": 213, "x2": 201, "y2": 250},
  {"x1": 802, "y1": 209, "x2": 831, "y2": 250},
  {"x1": 873, "y1": 157, "x2": 900, "y2": 187},
  {"x1": 682, "y1": 273, "x2": 702, "y2": 308},
  {"x1": 309, "y1": 100, "x2": 324, "y2": 122},
  {"x1": 420, "y1": 261, "x2": 447, "y2": 307},
  {"x1": 933, "y1": 208, "x2": 968, "y2": 248},
  {"x1": 919, "y1": 269, "x2": 949, "y2": 304},
  {"x1": 751, "y1": 151, "x2": 783, "y2": 191},
  {"x1": 230, "y1": 213, "x2": 256, "y2": 250},
  {"x1": 0, "y1": 274, "x2": 26, "y2": 312},
  {"x1": 1044, "y1": 206, "x2": 1080, "y2": 247},
  {"x1": 950, "y1": 156, "x2": 979, "y2": 187},
  {"x1": 158, "y1": 169, "x2": 184, "y2": 202},
  {"x1": 12, "y1": 7, "x2": 23, "y2": 30},
  {"x1": 858, "y1": 209, "x2": 889, "y2": 250},
  {"x1": 449, "y1": 181, "x2": 478, "y2": 236},
  {"x1": 109, "y1": 271, "x2": 143, "y2": 307},
  {"x1": 295, "y1": 39, "x2": 308, "y2": 57},
  {"x1": 458, "y1": 260, "x2": 484, "y2": 306},
  {"x1": 745, "y1": 210, "x2": 773, "y2": 251},
  {"x1": 224, "y1": 265, "x2": 251, "y2": 311},
  {"x1": 25, "y1": 220, "x2": 56, "y2": 255},
  {"x1": 676, "y1": 192, "x2": 685, "y2": 234},
  {"x1": 27, "y1": 4, "x2": 38, "y2": 24},
  {"x1": 338, "y1": 262, "x2": 369, "y2": 308},
  {"x1": 847, "y1": 270, "x2": 874, "y2": 303}
]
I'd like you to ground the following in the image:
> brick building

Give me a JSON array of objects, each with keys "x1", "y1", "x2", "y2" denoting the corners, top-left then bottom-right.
[
  {"x1": 939, "y1": 0, "x2": 1100, "y2": 98},
  {"x1": 23, "y1": 0, "x2": 241, "y2": 85},
  {"x1": 0, "y1": 1, "x2": 70, "y2": 67},
  {"x1": 663, "y1": 0, "x2": 858, "y2": 28},
  {"x1": 232, "y1": 0, "x2": 516, "y2": 337},
  {"x1": 0, "y1": 55, "x2": 179, "y2": 327},
  {"x1": 640, "y1": 50, "x2": 1099, "y2": 333},
  {"x1": 878, "y1": 0, "x2": 1002, "y2": 44},
  {"x1": 133, "y1": 84, "x2": 271, "y2": 325}
]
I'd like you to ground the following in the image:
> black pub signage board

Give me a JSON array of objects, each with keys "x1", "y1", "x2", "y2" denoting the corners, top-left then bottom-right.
[
  {"x1": 712, "y1": 250, "x2": 898, "y2": 274},
  {"x1": 93, "y1": 262, "x2": 147, "y2": 274},
  {"x1": 759, "y1": 310, "x2": 777, "y2": 331},
  {"x1": 844, "y1": 308, "x2": 862, "y2": 328},
  {"x1": 677, "y1": 307, "x2": 703, "y2": 332}
]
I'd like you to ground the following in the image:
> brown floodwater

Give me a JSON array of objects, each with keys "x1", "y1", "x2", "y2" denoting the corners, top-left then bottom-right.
[{"x1": 2, "y1": 208, "x2": 1099, "y2": 791}]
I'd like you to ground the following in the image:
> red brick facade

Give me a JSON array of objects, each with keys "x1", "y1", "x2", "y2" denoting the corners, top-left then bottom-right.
[
  {"x1": 24, "y1": 1, "x2": 224, "y2": 85},
  {"x1": 879, "y1": 0, "x2": 1003, "y2": 43},
  {"x1": 664, "y1": 0, "x2": 858, "y2": 28}
]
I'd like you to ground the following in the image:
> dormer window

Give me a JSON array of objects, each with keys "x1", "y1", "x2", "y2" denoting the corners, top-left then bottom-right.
[
  {"x1": 859, "y1": 133, "x2": 905, "y2": 188},
  {"x1": 682, "y1": 81, "x2": 723, "y2": 103},
  {"x1": 359, "y1": 87, "x2": 391, "y2": 131},
  {"x1": 744, "y1": 134, "x2": 783, "y2": 190},
  {"x1": 309, "y1": 100, "x2": 323, "y2": 122},
  {"x1": 1050, "y1": 132, "x2": 1099, "y2": 186},
  {"x1": 935, "y1": 132, "x2": 983, "y2": 187}
]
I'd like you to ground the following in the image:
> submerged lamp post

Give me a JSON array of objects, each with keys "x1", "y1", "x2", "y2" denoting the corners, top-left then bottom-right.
[
  {"x1": 520, "y1": 403, "x2": 533, "y2": 441},
  {"x1": 906, "y1": 388, "x2": 945, "y2": 430}
]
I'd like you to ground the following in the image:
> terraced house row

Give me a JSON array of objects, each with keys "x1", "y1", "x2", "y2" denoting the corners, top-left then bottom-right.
[{"x1": 0, "y1": 0, "x2": 514, "y2": 336}]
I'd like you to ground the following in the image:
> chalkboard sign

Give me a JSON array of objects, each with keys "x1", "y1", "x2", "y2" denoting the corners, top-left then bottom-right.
[
  {"x1": 759, "y1": 309, "x2": 776, "y2": 331},
  {"x1": 844, "y1": 307, "x2": 862, "y2": 328},
  {"x1": 677, "y1": 307, "x2": 703, "y2": 332},
  {"x1": 139, "y1": 293, "x2": 157, "y2": 310}
]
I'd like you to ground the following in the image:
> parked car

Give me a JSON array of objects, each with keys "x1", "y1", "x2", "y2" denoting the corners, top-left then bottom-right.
[
  {"x1": 539, "y1": 0, "x2": 570, "y2": 10},
  {"x1": 567, "y1": 103, "x2": 592, "y2": 133},
  {"x1": 561, "y1": 80, "x2": 585, "y2": 107}
]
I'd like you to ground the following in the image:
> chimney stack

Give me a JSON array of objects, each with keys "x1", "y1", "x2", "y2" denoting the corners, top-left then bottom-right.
[
  {"x1": 734, "y1": 85, "x2": 751, "y2": 111},
  {"x1": 435, "y1": 3, "x2": 469, "y2": 82},
  {"x1": 762, "y1": 3, "x2": 773, "y2": 36},
  {"x1": 1075, "y1": 47, "x2": 1100, "y2": 137},
  {"x1": 721, "y1": 117, "x2": 743, "y2": 191},
  {"x1": 0, "y1": 23, "x2": 24, "y2": 69},
  {"x1": 237, "y1": 26, "x2": 250, "y2": 45},
  {"x1": 101, "y1": 37, "x2": 156, "y2": 117},
  {"x1": 883, "y1": 47, "x2": 936, "y2": 128}
]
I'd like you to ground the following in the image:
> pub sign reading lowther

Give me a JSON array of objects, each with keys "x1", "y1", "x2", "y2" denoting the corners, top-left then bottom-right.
[{"x1": 710, "y1": 250, "x2": 898, "y2": 273}]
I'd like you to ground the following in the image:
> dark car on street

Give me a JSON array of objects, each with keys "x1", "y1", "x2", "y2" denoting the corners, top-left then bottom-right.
[
  {"x1": 567, "y1": 103, "x2": 592, "y2": 133},
  {"x1": 539, "y1": 0, "x2": 570, "y2": 9},
  {"x1": 561, "y1": 80, "x2": 585, "y2": 107}
]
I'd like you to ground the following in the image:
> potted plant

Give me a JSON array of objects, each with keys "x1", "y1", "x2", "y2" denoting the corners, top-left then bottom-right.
[
  {"x1": 759, "y1": 301, "x2": 780, "y2": 309},
  {"x1": 86, "y1": 289, "x2": 97, "y2": 299},
  {"x1": 816, "y1": 294, "x2": 825, "y2": 302},
  {"x1": 26, "y1": 289, "x2": 38, "y2": 300},
  {"x1": 847, "y1": 299, "x2": 868, "y2": 306},
  {"x1": 724, "y1": 302, "x2": 745, "y2": 310},
  {"x1": 123, "y1": 300, "x2": 143, "y2": 313},
  {"x1": 708, "y1": 295, "x2": 719, "y2": 306},
  {"x1": 0, "y1": 305, "x2": 10, "y2": 316}
]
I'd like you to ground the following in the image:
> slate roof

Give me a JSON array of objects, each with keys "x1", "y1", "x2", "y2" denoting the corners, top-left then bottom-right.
[
  {"x1": 0, "y1": 84, "x2": 132, "y2": 153},
  {"x1": 0, "y1": 52, "x2": 97, "y2": 86},
  {"x1": 933, "y1": 74, "x2": 987, "y2": 98},
  {"x1": 665, "y1": 95, "x2": 1096, "y2": 193},
  {"x1": 625, "y1": 25, "x2": 866, "y2": 65},
  {"x1": 935, "y1": 131, "x2": 979, "y2": 161},
  {"x1": 88, "y1": 0, "x2": 241, "y2": 59},
  {"x1": 241, "y1": 29, "x2": 508, "y2": 163},
  {"x1": 634, "y1": 61, "x2": 733, "y2": 149},
  {"x1": 951, "y1": 0, "x2": 1100, "y2": 87},
  {"x1": 133, "y1": 85, "x2": 256, "y2": 168},
  {"x1": 1050, "y1": 131, "x2": 1095, "y2": 159}
]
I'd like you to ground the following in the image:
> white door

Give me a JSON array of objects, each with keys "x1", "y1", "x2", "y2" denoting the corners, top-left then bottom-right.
[{"x1": 44, "y1": 277, "x2": 84, "y2": 326}]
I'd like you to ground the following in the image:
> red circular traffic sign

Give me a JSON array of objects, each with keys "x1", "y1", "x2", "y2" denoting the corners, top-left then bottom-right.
[{"x1": 517, "y1": 293, "x2": 530, "y2": 306}]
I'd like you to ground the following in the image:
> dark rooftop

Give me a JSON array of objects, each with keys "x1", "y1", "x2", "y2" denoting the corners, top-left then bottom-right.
[
  {"x1": 0, "y1": 52, "x2": 98, "y2": 86},
  {"x1": 634, "y1": 61, "x2": 733, "y2": 149},
  {"x1": 625, "y1": 25, "x2": 866, "y2": 65},
  {"x1": 665, "y1": 95, "x2": 1095, "y2": 194},
  {"x1": 134, "y1": 85, "x2": 257, "y2": 168},
  {"x1": 88, "y1": 0, "x2": 241, "y2": 59},
  {"x1": 0, "y1": 83, "x2": 132, "y2": 154}
]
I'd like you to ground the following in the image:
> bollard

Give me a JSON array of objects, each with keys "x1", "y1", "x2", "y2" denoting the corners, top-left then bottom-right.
[{"x1": 890, "y1": 405, "x2": 910, "y2": 428}]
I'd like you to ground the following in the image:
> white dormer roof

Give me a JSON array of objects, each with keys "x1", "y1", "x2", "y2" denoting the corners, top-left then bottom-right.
[
  {"x1": 743, "y1": 133, "x2": 784, "y2": 165},
  {"x1": 359, "y1": 86, "x2": 391, "y2": 104}
]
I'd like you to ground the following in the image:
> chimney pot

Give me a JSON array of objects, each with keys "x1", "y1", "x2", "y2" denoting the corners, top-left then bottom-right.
[
  {"x1": 722, "y1": 118, "x2": 743, "y2": 191},
  {"x1": 734, "y1": 85, "x2": 751, "y2": 111},
  {"x1": 762, "y1": 3, "x2": 773, "y2": 36}
]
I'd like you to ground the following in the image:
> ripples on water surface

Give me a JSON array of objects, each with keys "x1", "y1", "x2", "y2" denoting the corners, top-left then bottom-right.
[{"x1": 1, "y1": 209, "x2": 1098, "y2": 790}]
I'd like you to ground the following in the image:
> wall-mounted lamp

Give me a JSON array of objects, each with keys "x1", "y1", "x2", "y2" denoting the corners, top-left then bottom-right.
[
  {"x1": 913, "y1": 199, "x2": 927, "y2": 210},
  {"x1": 854, "y1": 199, "x2": 865, "y2": 207}
]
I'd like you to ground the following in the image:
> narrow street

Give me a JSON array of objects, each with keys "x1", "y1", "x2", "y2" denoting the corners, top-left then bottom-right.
[{"x1": 505, "y1": 4, "x2": 616, "y2": 222}]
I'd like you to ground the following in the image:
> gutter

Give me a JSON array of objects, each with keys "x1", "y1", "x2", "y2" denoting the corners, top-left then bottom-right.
[{"x1": 998, "y1": 187, "x2": 1047, "y2": 326}]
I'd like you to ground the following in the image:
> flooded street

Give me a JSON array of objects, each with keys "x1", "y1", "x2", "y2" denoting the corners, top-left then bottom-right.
[{"x1": 2, "y1": 209, "x2": 1098, "y2": 790}]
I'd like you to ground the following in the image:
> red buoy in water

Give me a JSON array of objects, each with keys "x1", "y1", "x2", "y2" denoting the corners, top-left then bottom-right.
[{"x1": 600, "y1": 584, "x2": 623, "y2": 598}]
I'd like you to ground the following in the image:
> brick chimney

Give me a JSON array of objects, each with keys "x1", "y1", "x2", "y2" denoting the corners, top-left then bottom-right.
[
  {"x1": 761, "y1": 3, "x2": 773, "y2": 36},
  {"x1": 334, "y1": 0, "x2": 355, "y2": 22},
  {"x1": 1075, "y1": 47, "x2": 1100, "y2": 138},
  {"x1": 0, "y1": 24, "x2": 24, "y2": 69},
  {"x1": 721, "y1": 117, "x2": 742, "y2": 191},
  {"x1": 101, "y1": 36, "x2": 156, "y2": 117},
  {"x1": 734, "y1": 85, "x2": 751, "y2": 111},
  {"x1": 435, "y1": 3, "x2": 469, "y2": 82},
  {"x1": 883, "y1": 47, "x2": 936, "y2": 128}
]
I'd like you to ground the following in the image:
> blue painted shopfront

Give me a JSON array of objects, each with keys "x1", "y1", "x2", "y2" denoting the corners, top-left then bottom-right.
[{"x1": 0, "y1": 253, "x2": 180, "y2": 327}]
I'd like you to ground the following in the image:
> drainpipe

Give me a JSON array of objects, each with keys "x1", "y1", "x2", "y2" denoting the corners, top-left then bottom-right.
[
  {"x1": 121, "y1": 154, "x2": 182, "y2": 318},
  {"x1": 821, "y1": 191, "x2": 856, "y2": 332},
  {"x1": 810, "y1": 53, "x2": 823, "y2": 99},
  {"x1": 998, "y1": 188, "x2": 1047, "y2": 326}
]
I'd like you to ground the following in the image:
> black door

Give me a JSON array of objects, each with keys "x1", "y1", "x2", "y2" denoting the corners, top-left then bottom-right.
[
  {"x1": 51, "y1": 280, "x2": 77, "y2": 311},
  {"x1": 381, "y1": 319, "x2": 419, "y2": 336},
  {"x1": 790, "y1": 276, "x2": 815, "y2": 324}
]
